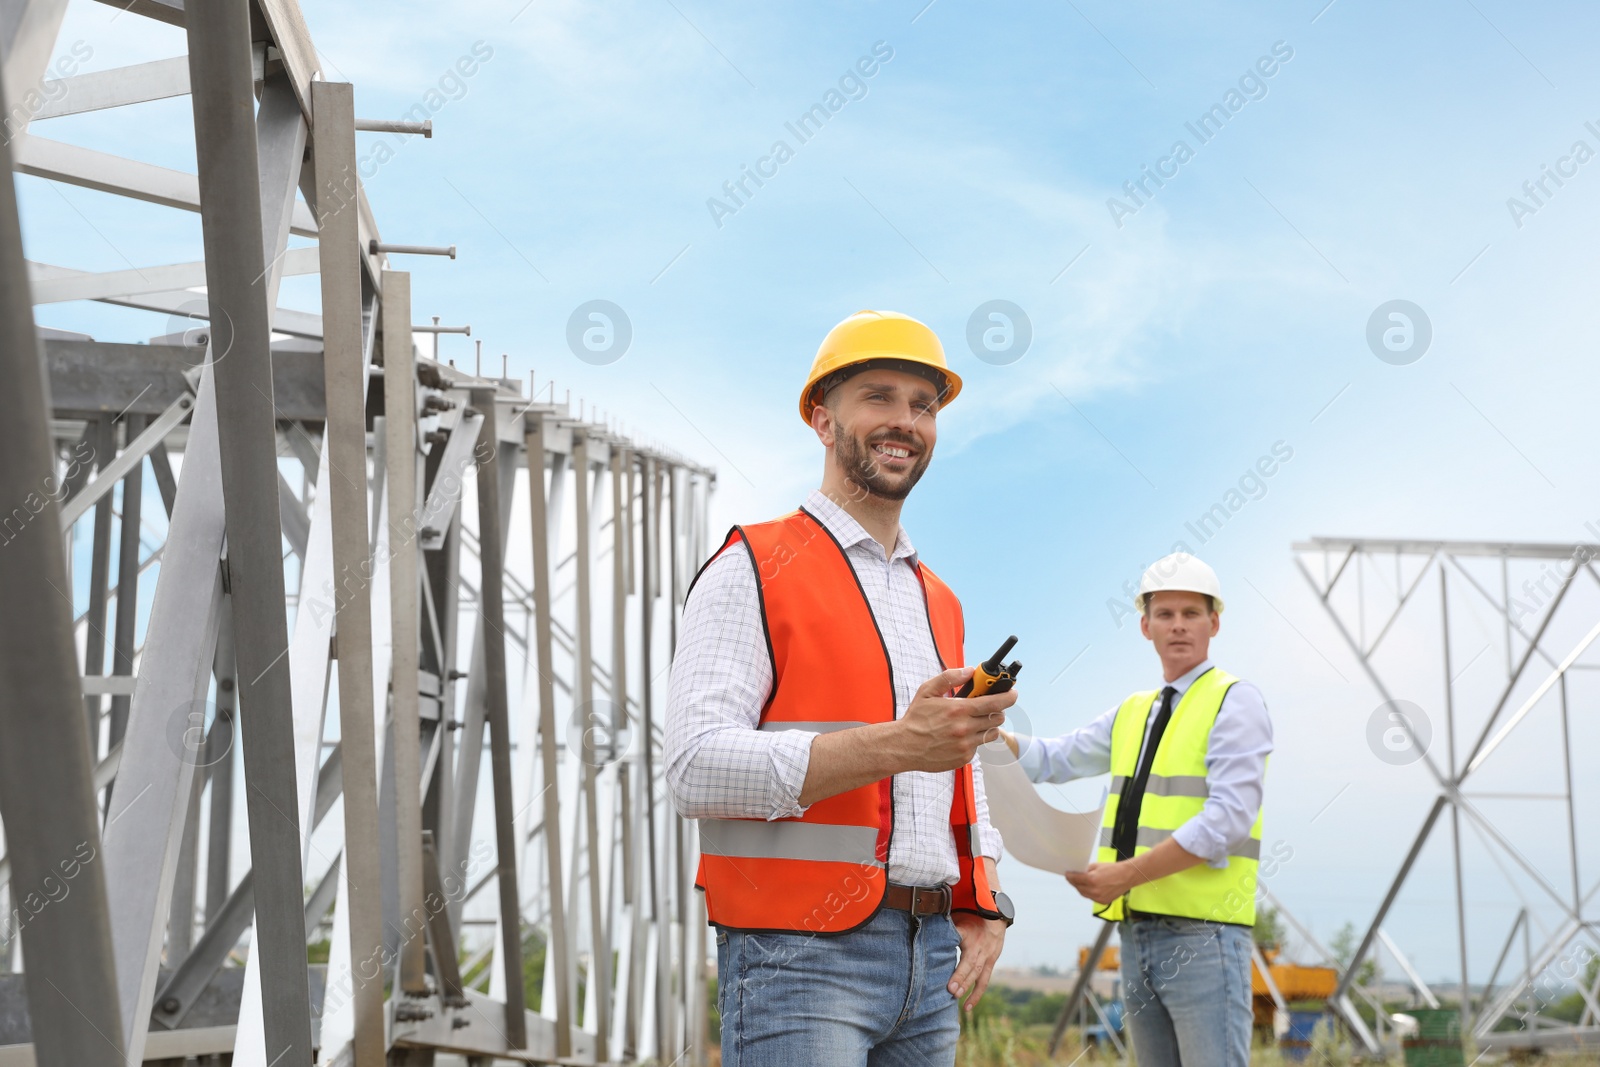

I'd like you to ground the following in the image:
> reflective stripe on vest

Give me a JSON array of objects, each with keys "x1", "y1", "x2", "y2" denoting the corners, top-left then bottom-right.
[
  {"x1": 700, "y1": 819, "x2": 884, "y2": 867},
  {"x1": 1095, "y1": 824, "x2": 1261, "y2": 860},
  {"x1": 1093, "y1": 667, "x2": 1265, "y2": 926},
  {"x1": 1107, "y1": 773, "x2": 1211, "y2": 799},
  {"x1": 689, "y1": 509, "x2": 1000, "y2": 934}
]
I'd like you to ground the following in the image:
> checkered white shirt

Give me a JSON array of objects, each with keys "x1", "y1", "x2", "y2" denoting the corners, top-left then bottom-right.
[{"x1": 665, "y1": 489, "x2": 1003, "y2": 887}]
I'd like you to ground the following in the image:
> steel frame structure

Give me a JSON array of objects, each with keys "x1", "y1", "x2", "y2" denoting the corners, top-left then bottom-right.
[
  {"x1": 1293, "y1": 536, "x2": 1600, "y2": 1055},
  {"x1": 0, "y1": 2, "x2": 716, "y2": 1064}
]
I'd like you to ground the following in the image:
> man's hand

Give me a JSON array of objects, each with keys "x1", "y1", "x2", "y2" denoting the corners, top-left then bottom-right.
[
  {"x1": 797, "y1": 666, "x2": 1017, "y2": 808},
  {"x1": 999, "y1": 729, "x2": 1019, "y2": 759},
  {"x1": 947, "y1": 912, "x2": 1007, "y2": 1012},
  {"x1": 893, "y1": 667, "x2": 1018, "y2": 773},
  {"x1": 1064, "y1": 861, "x2": 1138, "y2": 905},
  {"x1": 1065, "y1": 839, "x2": 1208, "y2": 905}
]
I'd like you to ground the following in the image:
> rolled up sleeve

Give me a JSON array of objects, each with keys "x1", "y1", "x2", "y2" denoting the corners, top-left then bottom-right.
[
  {"x1": 1015, "y1": 706, "x2": 1117, "y2": 784},
  {"x1": 664, "y1": 548, "x2": 815, "y2": 820},
  {"x1": 1172, "y1": 681, "x2": 1272, "y2": 869}
]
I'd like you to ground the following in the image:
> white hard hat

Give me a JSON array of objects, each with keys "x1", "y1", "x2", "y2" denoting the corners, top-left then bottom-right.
[{"x1": 1135, "y1": 553, "x2": 1224, "y2": 614}]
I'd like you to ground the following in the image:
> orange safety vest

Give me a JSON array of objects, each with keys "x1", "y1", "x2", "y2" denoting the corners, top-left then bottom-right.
[{"x1": 691, "y1": 507, "x2": 1002, "y2": 935}]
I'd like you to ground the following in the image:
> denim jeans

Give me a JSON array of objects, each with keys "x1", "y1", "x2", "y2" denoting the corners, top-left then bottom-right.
[
  {"x1": 1119, "y1": 916, "x2": 1253, "y2": 1067},
  {"x1": 715, "y1": 908, "x2": 961, "y2": 1066}
]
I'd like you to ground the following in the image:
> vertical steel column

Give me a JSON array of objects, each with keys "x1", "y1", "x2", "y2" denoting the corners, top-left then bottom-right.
[
  {"x1": 184, "y1": 0, "x2": 312, "y2": 1059},
  {"x1": 0, "y1": 68, "x2": 125, "y2": 1067},
  {"x1": 668, "y1": 466, "x2": 690, "y2": 1061},
  {"x1": 446, "y1": 432, "x2": 515, "y2": 929},
  {"x1": 223, "y1": 95, "x2": 313, "y2": 1067},
  {"x1": 612, "y1": 447, "x2": 633, "y2": 910},
  {"x1": 107, "y1": 412, "x2": 145, "y2": 755},
  {"x1": 382, "y1": 270, "x2": 429, "y2": 994},
  {"x1": 1558, "y1": 675, "x2": 1580, "y2": 915},
  {"x1": 668, "y1": 464, "x2": 681, "y2": 650},
  {"x1": 623, "y1": 453, "x2": 650, "y2": 1059},
  {"x1": 310, "y1": 79, "x2": 387, "y2": 1067},
  {"x1": 572, "y1": 430, "x2": 610, "y2": 1059},
  {"x1": 477, "y1": 392, "x2": 528, "y2": 1048},
  {"x1": 647, "y1": 458, "x2": 672, "y2": 1060},
  {"x1": 1500, "y1": 556, "x2": 1511, "y2": 679},
  {"x1": 206, "y1": 610, "x2": 236, "y2": 924},
  {"x1": 1440, "y1": 569, "x2": 1471, "y2": 1037},
  {"x1": 693, "y1": 883, "x2": 710, "y2": 1067},
  {"x1": 166, "y1": 765, "x2": 203, "y2": 965},
  {"x1": 82, "y1": 418, "x2": 114, "y2": 755},
  {"x1": 426, "y1": 502, "x2": 462, "y2": 860},
  {"x1": 609, "y1": 446, "x2": 641, "y2": 1056},
  {"x1": 522, "y1": 410, "x2": 569, "y2": 1054}
]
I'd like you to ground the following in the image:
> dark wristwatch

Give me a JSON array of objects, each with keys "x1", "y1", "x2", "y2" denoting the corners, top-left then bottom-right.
[{"x1": 991, "y1": 891, "x2": 1016, "y2": 927}]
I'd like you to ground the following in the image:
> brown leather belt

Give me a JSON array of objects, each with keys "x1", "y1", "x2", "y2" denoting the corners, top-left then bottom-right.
[{"x1": 883, "y1": 883, "x2": 951, "y2": 917}]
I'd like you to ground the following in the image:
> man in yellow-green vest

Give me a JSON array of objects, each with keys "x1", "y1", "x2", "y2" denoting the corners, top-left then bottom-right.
[{"x1": 1003, "y1": 553, "x2": 1273, "y2": 1067}]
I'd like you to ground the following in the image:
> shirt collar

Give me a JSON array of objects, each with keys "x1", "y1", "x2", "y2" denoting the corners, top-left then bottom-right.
[
  {"x1": 1164, "y1": 658, "x2": 1215, "y2": 699},
  {"x1": 803, "y1": 488, "x2": 918, "y2": 564}
]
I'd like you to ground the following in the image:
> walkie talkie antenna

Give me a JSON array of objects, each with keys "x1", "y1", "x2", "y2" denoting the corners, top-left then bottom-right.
[
  {"x1": 981, "y1": 636, "x2": 1018, "y2": 674},
  {"x1": 957, "y1": 635, "x2": 1020, "y2": 698}
]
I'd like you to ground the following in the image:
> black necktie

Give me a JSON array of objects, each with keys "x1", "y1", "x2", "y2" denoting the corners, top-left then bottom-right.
[{"x1": 1112, "y1": 686, "x2": 1178, "y2": 861}]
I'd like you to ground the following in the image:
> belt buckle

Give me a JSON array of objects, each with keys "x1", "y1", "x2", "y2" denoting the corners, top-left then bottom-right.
[{"x1": 907, "y1": 886, "x2": 925, "y2": 914}]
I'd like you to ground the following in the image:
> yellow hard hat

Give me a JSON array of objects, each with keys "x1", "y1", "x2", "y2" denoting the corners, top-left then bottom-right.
[{"x1": 799, "y1": 310, "x2": 962, "y2": 424}]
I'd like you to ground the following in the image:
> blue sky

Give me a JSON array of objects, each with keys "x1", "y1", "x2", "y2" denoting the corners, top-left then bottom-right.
[{"x1": 25, "y1": 0, "x2": 1600, "y2": 984}]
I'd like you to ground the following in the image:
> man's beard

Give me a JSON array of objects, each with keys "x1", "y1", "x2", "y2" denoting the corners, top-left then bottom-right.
[{"x1": 836, "y1": 429, "x2": 930, "y2": 502}]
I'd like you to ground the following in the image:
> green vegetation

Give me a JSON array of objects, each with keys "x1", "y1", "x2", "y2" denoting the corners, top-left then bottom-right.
[
  {"x1": 702, "y1": 964, "x2": 1600, "y2": 1065},
  {"x1": 1254, "y1": 906, "x2": 1288, "y2": 952},
  {"x1": 1331, "y1": 922, "x2": 1380, "y2": 988},
  {"x1": 457, "y1": 926, "x2": 549, "y2": 1011},
  {"x1": 521, "y1": 928, "x2": 547, "y2": 1011},
  {"x1": 1545, "y1": 956, "x2": 1598, "y2": 1024}
]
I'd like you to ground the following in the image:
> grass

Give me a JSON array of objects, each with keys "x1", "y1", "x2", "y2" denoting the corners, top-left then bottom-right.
[{"x1": 705, "y1": 980, "x2": 1600, "y2": 1065}]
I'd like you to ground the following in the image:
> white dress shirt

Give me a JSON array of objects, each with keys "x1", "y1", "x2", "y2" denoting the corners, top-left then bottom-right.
[
  {"x1": 1015, "y1": 658, "x2": 1270, "y2": 868},
  {"x1": 665, "y1": 489, "x2": 1003, "y2": 887}
]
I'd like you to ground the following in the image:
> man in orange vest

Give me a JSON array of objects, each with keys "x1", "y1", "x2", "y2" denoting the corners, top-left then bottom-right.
[{"x1": 666, "y1": 310, "x2": 1018, "y2": 1066}]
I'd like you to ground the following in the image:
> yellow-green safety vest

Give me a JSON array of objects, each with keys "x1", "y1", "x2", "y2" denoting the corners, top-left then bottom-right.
[{"x1": 1094, "y1": 666, "x2": 1265, "y2": 926}]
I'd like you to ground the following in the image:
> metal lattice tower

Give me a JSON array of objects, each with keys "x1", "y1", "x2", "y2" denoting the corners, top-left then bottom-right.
[
  {"x1": 1292, "y1": 537, "x2": 1600, "y2": 1057},
  {"x1": 0, "y1": 1, "x2": 715, "y2": 1063}
]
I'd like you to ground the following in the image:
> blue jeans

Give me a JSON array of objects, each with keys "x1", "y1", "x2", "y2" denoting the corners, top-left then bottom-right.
[
  {"x1": 716, "y1": 908, "x2": 961, "y2": 1066},
  {"x1": 1119, "y1": 916, "x2": 1253, "y2": 1067}
]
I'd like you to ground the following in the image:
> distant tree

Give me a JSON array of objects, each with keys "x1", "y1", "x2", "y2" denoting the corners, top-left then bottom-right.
[
  {"x1": 1548, "y1": 955, "x2": 1599, "y2": 1023},
  {"x1": 1254, "y1": 906, "x2": 1288, "y2": 952},
  {"x1": 1331, "y1": 922, "x2": 1379, "y2": 987}
]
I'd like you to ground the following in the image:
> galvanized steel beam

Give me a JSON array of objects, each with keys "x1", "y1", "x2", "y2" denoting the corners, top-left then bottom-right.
[
  {"x1": 309, "y1": 78, "x2": 387, "y2": 1067},
  {"x1": 481, "y1": 392, "x2": 529, "y2": 1048},
  {"x1": 382, "y1": 270, "x2": 429, "y2": 995},
  {"x1": 184, "y1": 0, "x2": 312, "y2": 1060},
  {"x1": 0, "y1": 59, "x2": 125, "y2": 1067}
]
